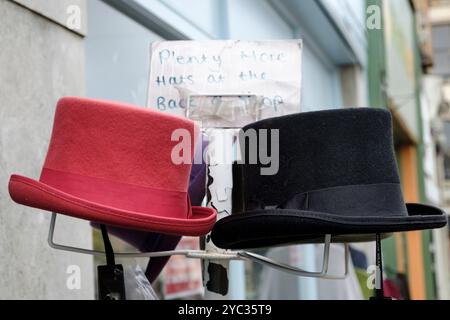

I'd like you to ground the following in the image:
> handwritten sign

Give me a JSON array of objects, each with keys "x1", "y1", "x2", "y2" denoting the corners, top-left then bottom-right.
[{"x1": 147, "y1": 40, "x2": 302, "y2": 121}]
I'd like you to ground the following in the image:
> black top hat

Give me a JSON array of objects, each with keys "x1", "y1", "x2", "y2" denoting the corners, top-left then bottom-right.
[{"x1": 211, "y1": 108, "x2": 448, "y2": 249}]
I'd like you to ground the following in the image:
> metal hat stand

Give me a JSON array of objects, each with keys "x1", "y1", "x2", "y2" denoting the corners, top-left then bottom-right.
[
  {"x1": 48, "y1": 215, "x2": 349, "y2": 300},
  {"x1": 49, "y1": 218, "x2": 394, "y2": 300},
  {"x1": 49, "y1": 213, "x2": 348, "y2": 279},
  {"x1": 44, "y1": 94, "x2": 355, "y2": 300}
]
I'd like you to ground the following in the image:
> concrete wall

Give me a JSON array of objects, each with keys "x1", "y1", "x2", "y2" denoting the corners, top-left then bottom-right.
[
  {"x1": 12, "y1": 0, "x2": 87, "y2": 35},
  {"x1": 0, "y1": 0, "x2": 94, "y2": 299}
]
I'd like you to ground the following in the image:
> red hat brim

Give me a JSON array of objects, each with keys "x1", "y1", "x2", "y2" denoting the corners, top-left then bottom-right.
[{"x1": 9, "y1": 174, "x2": 216, "y2": 236}]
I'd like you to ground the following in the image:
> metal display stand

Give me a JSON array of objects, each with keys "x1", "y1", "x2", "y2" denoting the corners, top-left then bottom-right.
[
  {"x1": 201, "y1": 128, "x2": 235, "y2": 298},
  {"x1": 370, "y1": 234, "x2": 392, "y2": 300},
  {"x1": 48, "y1": 213, "x2": 349, "y2": 276},
  {"x1": 186, "y1": 93, "x2": 260, "y2": 298},
  {"x1": 45, "y1": 93, "x2": 353, "y2": 300}
]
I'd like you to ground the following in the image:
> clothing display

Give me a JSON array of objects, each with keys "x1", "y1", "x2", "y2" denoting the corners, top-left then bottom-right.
[
  {"x1": 383, "y1": 279, "x2": 403, "y2": 300},
  {"x1": 8, "y1": 97, "x2": 216, "y2": 236},
  {"x1": 211, "y1": 108, "x2": 447, "y2": 249},
  {"x1": 3, "y1": 0, "x2": 450, "y2": 301},
  {"x1": 6, "y1": 96, "x2": 446, "y2": 300},
  {"x1": 350, "y1": 247, "x2": 369, "y2": 270}
]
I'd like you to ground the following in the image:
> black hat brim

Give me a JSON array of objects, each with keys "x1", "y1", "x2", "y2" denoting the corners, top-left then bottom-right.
[{"x1": 211, "y1": 203, "x2": 448, "y2": 249}]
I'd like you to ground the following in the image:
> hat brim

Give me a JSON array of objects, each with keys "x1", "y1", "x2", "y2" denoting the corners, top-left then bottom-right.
[
  {"x1": 211, "y1": 206, "x2": 448, "y2": 249},
  {"x1": 9, "y1": 175, "x2": 216, "y2": 236}
]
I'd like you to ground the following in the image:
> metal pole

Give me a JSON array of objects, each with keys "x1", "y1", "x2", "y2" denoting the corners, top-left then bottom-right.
[{"x1": 371, "y1": 233, "x2": 391, "y2": 300}]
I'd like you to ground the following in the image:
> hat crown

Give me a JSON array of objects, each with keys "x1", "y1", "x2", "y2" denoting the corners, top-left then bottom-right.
[
  {"x1": 238, "y1": 108, "x2": 401, "y2": 210},
  {"x1": 41, "y1": 97, "x2": 196, "y2": 192}
]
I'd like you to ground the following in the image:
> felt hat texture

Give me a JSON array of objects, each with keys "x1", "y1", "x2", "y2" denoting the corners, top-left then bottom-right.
[
  {"x1": 92, "y1": 134, "x2": 209, "y2": 283},
  {"x1": 9, "y1": 97, "x2": 216, "y2": 236},
  {"x1": 211, "y1": 108, "x2": 447, "y2": 249}
]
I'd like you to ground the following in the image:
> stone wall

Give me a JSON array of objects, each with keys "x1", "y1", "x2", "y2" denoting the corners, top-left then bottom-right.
[{"x1": 0, "y1": 0, "x2": 94, "y2": 299}]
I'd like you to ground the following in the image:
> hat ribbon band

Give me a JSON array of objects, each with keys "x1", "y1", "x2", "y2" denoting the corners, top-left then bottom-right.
[
  {"x1": 266, "y1": 183, "x2": 408, "y2": 217},
  {"x1": 40, "y1": 168, "x2": 192, "y2": 219}
]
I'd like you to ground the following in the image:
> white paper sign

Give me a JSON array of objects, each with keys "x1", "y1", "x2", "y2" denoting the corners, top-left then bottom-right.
[{"x1": 147, "y1": 40, "x2": 302, "y2": 121}]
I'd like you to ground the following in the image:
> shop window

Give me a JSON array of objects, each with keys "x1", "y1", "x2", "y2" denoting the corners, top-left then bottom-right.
[
  {"x1": 431, "y1": 24, "x2": 450, "y2": 77},
  {"x1": 86, "y1": 0, "x2": 163, "y2": 106}
]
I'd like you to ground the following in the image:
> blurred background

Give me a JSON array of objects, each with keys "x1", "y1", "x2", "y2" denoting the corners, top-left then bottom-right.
[{"x1": 0, "y1": 0, "x2": 449, "y2": 300}]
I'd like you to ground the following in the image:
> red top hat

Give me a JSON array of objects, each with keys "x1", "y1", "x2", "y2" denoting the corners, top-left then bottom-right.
[{"x1": 9, "y1": 97, "x2": 216, "y2": 236}]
